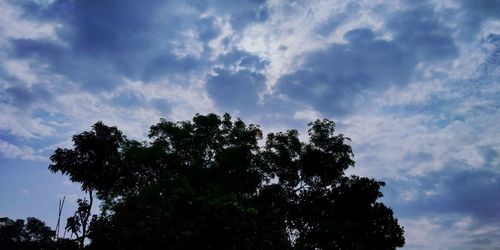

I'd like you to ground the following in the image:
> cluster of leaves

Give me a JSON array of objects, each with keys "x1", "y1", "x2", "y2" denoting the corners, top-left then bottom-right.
[
  {"x1": 49, "y1": 113, "x2": 404, "y2": 249},
  {"x1": 65, "y1": 198, "x2": 93, "y2": 248},
  {"x1": 0, "y1": 217, "x2": 78, "y2": 250}
]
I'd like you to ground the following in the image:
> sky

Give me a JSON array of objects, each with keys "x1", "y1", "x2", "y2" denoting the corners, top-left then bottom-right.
[{"x1": 0, "y1": 0, "x2": 498, "y2": 248}]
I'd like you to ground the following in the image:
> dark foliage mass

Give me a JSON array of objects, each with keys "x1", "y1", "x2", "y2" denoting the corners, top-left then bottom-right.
[
  {"x1": 46, "y1": 113, "x2": 404, "y2": 249},
  {"x1": 0, "y1": 217, "x2": 78, "y2": 250}
]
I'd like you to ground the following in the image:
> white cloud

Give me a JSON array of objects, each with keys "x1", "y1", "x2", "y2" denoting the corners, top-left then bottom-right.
[
  {"x1": 372, "y1": 79, "x2": 448, "y2": 107},
  {"x1": 208, "y1": 18, "x2": 234, "y2": 59},
  {"x1": 235, "y1": 0, "x2": 402, "y2": 92},
  {"x1": 0, "y1": 139, "x2": 47, "y2": 161},
  {"x1": 400, "y1": 188, "x2": 418, "y2": 201},
  {"x1": 3, "y1": 60, "x2": 40, "y2": 86},
  {"x1": 0, "y1": 105, "x2": 55, "y2": 139},
  {"x1": 293, "y1": 109, "x2": 321, "y2": 121},
  {"x1": 402, "y1": 215, "x2": 500, "y2": 249},
  {"x1": 402, "y1": 217, "x2": 462, "y2": 249},
  {"x1": 170, "y1": 30, "x2": 205, "y2": 59},
  {"x1": 0, "y1": 0, "x2": 56, "y2": 43},
  {"x1": 340, "y1": 107, "x2": 499, "y2": 178}
]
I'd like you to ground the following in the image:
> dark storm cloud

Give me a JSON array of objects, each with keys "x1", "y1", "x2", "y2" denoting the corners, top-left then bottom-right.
[{"x1": 276, "y1": 4, "x2": 460, "y2": 116}]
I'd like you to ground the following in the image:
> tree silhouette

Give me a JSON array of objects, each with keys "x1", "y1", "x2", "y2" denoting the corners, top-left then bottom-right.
[
  {"x1": 65, "y1": 198, "x2": 93, "y2": 248},
  {"x1": 0, "y1": 217, "x2": 78, "y2": 250},
  {"x1": 49, "y1": 113, "x2": 404, "y2": 249}
]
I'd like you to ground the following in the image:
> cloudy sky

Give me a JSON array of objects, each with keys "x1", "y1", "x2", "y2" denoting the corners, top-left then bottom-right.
[{"x1": 0, "y1": 0, "x2": 499, "y2": 248}]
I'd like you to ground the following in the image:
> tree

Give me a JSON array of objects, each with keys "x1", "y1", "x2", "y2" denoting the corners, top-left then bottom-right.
[
  {"x1": 64, "y1": 198, "x2": 93, "y2": 248},
  {"x1": 49, "y1": 121, "x2": 120, "y2": 247},
  {"x1": 49, "y1": 113, "x2": 405, "y2": 249},
  {"x1": 0, "y1": 217, "x2": 78, "y2": 250}
]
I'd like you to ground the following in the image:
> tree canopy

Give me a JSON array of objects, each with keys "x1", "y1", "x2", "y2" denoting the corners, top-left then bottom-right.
[
  {"x1": 0, "y1": 217, "x2": 78, "y2": 250},
  {"x1": 48, "y1": 113, "x2": 405, "y2": 249}
]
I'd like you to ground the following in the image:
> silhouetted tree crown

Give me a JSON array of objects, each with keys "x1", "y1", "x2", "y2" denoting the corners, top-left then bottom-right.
[
  {"x1": 0, "y1": 217, "x2": 78, "y2": 250},
  {"x1": 49, "y1": 113, "x2": 405, "y2": 249}
]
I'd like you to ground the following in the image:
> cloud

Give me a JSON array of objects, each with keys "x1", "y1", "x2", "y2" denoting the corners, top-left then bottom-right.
[
  {"x1": 0, "y1": 139, "x2": 47, "y2": 161},
  {"x1": 206, "y1": 68, "x2": 266, "y2": 113},
  {"x1": 216, "y1": 49, "x2": 269, "y2": 71},
  {"x1": 193, "y1": 0, "x2": 269, "y2": 31},
  {"x1": 0, "y1": 105, "x2": 55, "y2": 139},
  {"x1": 0, "y1": 0, "x2": 56, "y2": 41},
  {"x1": 0, "y1": 0, "x2": 273, "y2": 136},
  {"x1": 0, "y1": 84, "x2": 52, "y2": 108},
  {"x1": 386, "y1": 5, "x2": 458, "y2": 62},
  {"x1": 385, "y1": 168, "x2": 500, "y2": 221},
  {"x1": 277, "y1": 28, "x2": 415, "y2": 116},
  {"x1": 401, "y1": 215, "x2": 500, "y2": 249},
  {"x1": 6, "y1": 0, "x2": 270, "y2": 91},
  {"x1": 275, "y1": 2, "x2": 461, "y2": 116},
  {"x1": 383, "y1": 167, "x2": 500, "y2": 249},
  {"x1": 340, "y1": 103, "x2": 497, "y2": 179},
  {"x1": 293, "y1": 109, "x2": 321, "y2": 121},
  {"x1": 6, "y1": 1, "x2": 213, "y2": 92},
  {"x1": 0, "y1": 1, "x2": 498, "y2": 248},
  {"x1": 457, "y1": 0, "x2": 500, "y2": 40}
]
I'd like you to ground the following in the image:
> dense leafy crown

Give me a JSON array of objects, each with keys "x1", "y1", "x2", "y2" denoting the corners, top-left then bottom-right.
[
  {"x1": 0, "y1": 217, "x2": 78, "y2": 250},
  {"x1": 48, "y1": 113, "x2": 404, "y2": 249}
]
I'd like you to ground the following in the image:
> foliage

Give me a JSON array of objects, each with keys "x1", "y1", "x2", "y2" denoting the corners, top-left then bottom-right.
[
  {"x1": 0, "y1": 217, "x2": 78, "y2": 250},
  {"x1": 65, "y1": 197, "x2": 93, "y2": 248},
  {"x1": 49, "y1": 113, "x2": 405, "y2": 249}
]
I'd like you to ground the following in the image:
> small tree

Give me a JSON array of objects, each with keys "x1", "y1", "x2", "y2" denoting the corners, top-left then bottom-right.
[
  {"x1": 49, "y1": 113, "x2": 405, "y2": 249},
  {"x1": 49, "y1": 122, "x2": 121, "y2": 247},
  {"x1": 64, "y1": 198, "x2": 92, "y2": 248}
]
